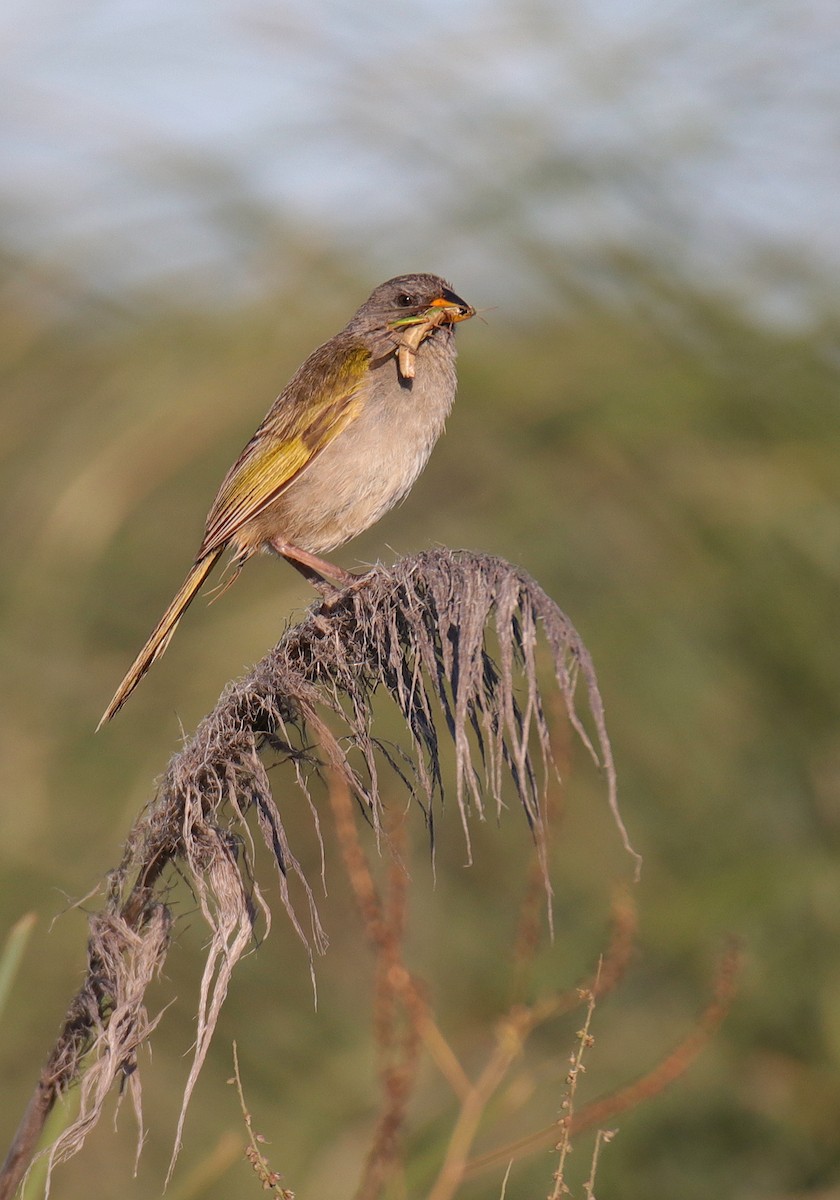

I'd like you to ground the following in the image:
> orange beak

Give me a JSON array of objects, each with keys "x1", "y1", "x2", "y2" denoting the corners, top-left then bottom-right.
[{"x1": 429, "y1": 289, "x2": 475, "y2": 323}]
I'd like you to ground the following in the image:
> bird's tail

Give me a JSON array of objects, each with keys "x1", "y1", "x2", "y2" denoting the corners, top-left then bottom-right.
[{"x1": 97, "y1": 547, "x2": 225, "y2": 728}]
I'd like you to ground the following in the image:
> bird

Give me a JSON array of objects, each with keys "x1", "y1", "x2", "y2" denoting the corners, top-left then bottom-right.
[{"x1": 98, "y1": 273, "x2": 475, "y2": 727}]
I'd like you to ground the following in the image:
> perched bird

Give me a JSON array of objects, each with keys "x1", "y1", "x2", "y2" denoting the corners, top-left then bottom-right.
[{"x1": 99, "y1": 273, "x2": 475, "y2": 726}]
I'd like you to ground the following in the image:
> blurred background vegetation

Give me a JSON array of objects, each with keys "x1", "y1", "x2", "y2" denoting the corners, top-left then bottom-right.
[{"x1": 2, "y1": 1, "x2": 839, "y2": 1196}]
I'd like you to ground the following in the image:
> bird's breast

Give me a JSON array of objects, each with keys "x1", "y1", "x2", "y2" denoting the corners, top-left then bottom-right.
[{"x1": 240, "y1": 333, "x2": 458, "y2": 554}]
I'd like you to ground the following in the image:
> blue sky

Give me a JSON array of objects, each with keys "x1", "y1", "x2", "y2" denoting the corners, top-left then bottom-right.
[{"x1": 2, "y1": 0, "x2": 839, "y2": 326}]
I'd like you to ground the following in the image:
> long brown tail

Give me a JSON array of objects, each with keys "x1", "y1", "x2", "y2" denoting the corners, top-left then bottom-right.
[{"x1": 97, "y1": 547, "x2": 225, "y2": 728}]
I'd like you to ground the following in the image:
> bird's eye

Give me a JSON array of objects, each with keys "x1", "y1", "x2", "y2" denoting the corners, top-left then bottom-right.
[{"x1": 397, "y1": 292, "x2": 416, "y2": 307}]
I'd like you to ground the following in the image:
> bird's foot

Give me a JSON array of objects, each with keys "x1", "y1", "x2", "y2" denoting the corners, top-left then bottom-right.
[{"x1": 318, "y1": 567, "x2": 375, "y2": 612}]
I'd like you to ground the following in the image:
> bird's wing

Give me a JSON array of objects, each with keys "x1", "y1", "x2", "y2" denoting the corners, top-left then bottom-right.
[{"x1": 199, "y1": 341, "x2": 372, "y2": 556}]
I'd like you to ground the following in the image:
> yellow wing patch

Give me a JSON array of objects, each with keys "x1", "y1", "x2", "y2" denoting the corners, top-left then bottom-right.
[{"x1": 199, "y1": 348, "x2": 370, "y2": 556}]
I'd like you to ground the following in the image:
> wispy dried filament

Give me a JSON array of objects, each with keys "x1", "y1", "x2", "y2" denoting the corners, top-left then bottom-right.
[{"x1": 3, "y1": 549, "x2": 638, "y2": 1199}]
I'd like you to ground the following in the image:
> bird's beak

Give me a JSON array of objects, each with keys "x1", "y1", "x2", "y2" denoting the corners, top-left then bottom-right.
[
  {"x1": 428, "y1": 288, "x2": 475, "y2": 323},
  {"x1": 389, "y1": 288, "x2": 476, "y2": 330}
]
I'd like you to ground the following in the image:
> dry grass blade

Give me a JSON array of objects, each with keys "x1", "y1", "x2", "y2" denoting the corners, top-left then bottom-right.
[
  {"x1": 328, "y1": 773, "x2": 424, "y2": 1200},
  {"x1": 568, "y1": 937, "x2": 743, "y2": 1135},
  {"x1": 548, "y1": 963, "x2": 601, "y2": 1199},
  {"x1": 465, "y1": 938, "x2": 743, "y2": 1179},
  {"x1": 0, "y1": 548, "x2": 637, "y2": 1200},
  {"x1": 229, "y1": 1042, "x2": 294, "y2": 1198}
]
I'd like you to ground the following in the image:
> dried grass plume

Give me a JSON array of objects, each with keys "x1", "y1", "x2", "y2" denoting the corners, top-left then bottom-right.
[{"x1": 0, "y1": 548, "x2": 640, "y2": 1200}]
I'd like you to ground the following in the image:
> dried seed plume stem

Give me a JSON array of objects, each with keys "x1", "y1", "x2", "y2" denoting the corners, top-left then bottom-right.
[{"x1": 0, "y1": 549, "x2": 638, "y2": 1200}]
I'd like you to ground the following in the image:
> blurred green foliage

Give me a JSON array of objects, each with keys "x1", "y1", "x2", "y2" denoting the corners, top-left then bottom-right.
[{"x1": 1, "y1": 258, "x2": 839, "y2": 1199}]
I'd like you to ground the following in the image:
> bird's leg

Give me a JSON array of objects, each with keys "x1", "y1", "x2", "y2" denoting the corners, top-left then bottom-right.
[{"x1": 269, "y1": 538, "x2": 358, "y2": 596}]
